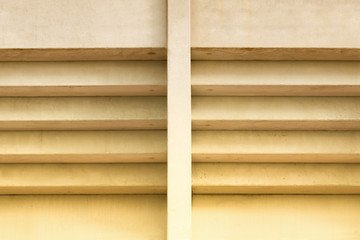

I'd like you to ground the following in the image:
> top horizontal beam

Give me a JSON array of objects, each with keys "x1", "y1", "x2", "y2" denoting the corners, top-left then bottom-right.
[
  {"x1": 191, "y1": 48, "x2": 360, "y2": 61},
  {"x1": 1, "y1": 48, "x2": 359, "y2": 61},
  {"x1": 0, "y1": 48, "x2": 166, "y2": 61}
]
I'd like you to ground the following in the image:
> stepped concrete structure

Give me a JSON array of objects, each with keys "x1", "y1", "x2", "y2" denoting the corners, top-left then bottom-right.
[{"x1": 0, "y1": 0, "x2": 359, "y2": 239}]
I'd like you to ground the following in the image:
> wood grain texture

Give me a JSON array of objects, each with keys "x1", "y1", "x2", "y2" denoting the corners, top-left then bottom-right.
[
  {"x1": 192, "y1": 48, "x2": 360, "y2": 60},
  {"x1": 192, "y1": 85, "x2": 360, "y2": 96},
  {"x1": 0, "y1": 163, "x2": 166, "y2": 194},
  {"x1": 192, "y1": 163, "x2": 360, "y2": 194},
  {"x1": 0, "y1": 85, "x2": 167, "y2": 96},
  {"x1": 0, "y1": 48, "x2": 166, "y2": 61}
]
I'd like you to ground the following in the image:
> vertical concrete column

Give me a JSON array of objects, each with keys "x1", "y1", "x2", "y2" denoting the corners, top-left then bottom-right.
[{"x1": 167, "y1": 0, "x2": 191, "y2": 239}]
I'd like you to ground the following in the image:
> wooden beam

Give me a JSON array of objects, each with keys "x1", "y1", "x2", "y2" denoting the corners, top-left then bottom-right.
[
  {"x1": 0, "y1": 131, "x2": 166, "y2": 163},
  {"x1": 167, "y1": 0, "x2": 192, "y2": 239},
  {"x1": 192, "y1": 131, "x2": 360, "y2": 163},
  {"x1": 4, "y1": 47, "x2": 359, "y2": 61},
  {"x1": 0, "y1": 48, "x2": 166, "y2": 61},
  {"x1": 192, "y1": 163, "x2": 360, "y2": 194},
  {"x1": 0, "y1": 195, "x2": 166, "y2": 240},
  {"x1": 193, "y1": 195, "x2": 360, "y2": 240},
  {"x1": 0, "y1": 97, "x2": 166, "y2": 130},
  {"x1": 0, "y1": 163, "x2": 166, "y2": 194},
  {"x1": 192, "y1": 97, "x2": 360, "y2": 130},
  {"x1": 192, "y1": 61, "x2": 360, "y2": 96},
  {"x1": 0, "y1": 61, "x2": 166, "y2": 96},
  {"x1": 191, "y1": 48, "x2": 360, "y2": 60}
]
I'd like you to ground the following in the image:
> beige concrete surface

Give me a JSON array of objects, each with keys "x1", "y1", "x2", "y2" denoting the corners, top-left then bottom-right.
[
  {"x1": 0, "y1": 163, "x2": 166, "y2": 194},
  {"x1": 193, "y1": 195, "x2": 360, "y2": 239},
  {"x1": 192, "y1": 0, "x2": 360, "y2": 48},
  {"x1": 0, "y1": 131, "x2": 166, "y2": 163},
  {"x1": 192, "y1": 131, "x2": 360, "y2": 162},
  {"x1": 0, "y1": 61, "x2": 166, "y2": 96},
  {"x1": 0, "y1": 0, "x2": 166, "y2": 48},
  {"x1": 192, "y1": 163, "x2": 360, "y2": 194},
  {"x1": 192, "y1": 61, "x2": 360, "y2": 96},
  {"x1": 167, "y1": 0, "x2": 192, "y2": 239},
  {"x1": 192, "y1": 97, "x2": 360, "y2": 130},
  {"x1": 0, "y1": 97, "x2": 166, "y2": 130},
  {"x1": 0, "y1": 195, "x2": 166, "y2": 240}
]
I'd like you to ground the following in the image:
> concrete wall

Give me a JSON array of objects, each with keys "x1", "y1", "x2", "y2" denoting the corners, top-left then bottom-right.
[{"x1": 0, "y1": 1, "x2": 359, "y2": 240}]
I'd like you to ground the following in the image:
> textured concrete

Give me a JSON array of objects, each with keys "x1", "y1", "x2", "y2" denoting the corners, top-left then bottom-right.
[
  {"x1": 0, "y1": 0, "x2": 166, "y2": 48},
  {"x1": 0, "y1": 195, "x2": 166, "y2": 240}
]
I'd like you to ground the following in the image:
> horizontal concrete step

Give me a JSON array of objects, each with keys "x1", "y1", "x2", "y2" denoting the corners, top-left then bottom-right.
[
  {"x1": 0, "y1": 195, "x2": 166, "y2": 240},
  {"x1": 0, "y1": 131, "x2": 166, "y2": 163},
  {"x1": 192, "y1": 131, "x2": 360, "y2": 163},
  {"x1": 192, "y1": 97, "x2": 360, "y2": 130},
  {"x1": 192, "y1": 163, "x2": 360, "y2": 194},
  {"x1": 0, "y1": 61, "x2": 166, "y2": 96},
  {"x1": 0, "y1": 163, "x2": 166, "y2": 194},
  {"x1": 0, "y1": 97, "x2": 166, "y2": 130},
  {"x1": 192, "y1": 61, "x2": 360, "y2": 96},
  {"x1": 193, "y1": 195, "x2": 360, "y2": 240},
  {"x1": 3, "y1": 131, "x2": 358, "y2": 163},
  {"x1": 2, "y1": 163, "x2": 358, "y2": 194}
]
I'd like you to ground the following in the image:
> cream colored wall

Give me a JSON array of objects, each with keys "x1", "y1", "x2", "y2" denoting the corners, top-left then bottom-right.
[
  {"x1": 192, "y1": 0, "x2": 360, "y2": 48},
  {"x1": 0, "y1": 0, "x2": 166, "y2": 48}
]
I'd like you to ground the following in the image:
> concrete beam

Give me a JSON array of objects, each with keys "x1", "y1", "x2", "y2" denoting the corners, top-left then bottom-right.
[
  {"x1": 0, "y1": 131, "x2": 166, "y2": 163},
  {"x1": 0, "y1": 61, "x2": 166, "y2": 96},
  {"x1": 167, "y1": 0, "x2": 192, "y2": 239},
  {"x1": 192, "y1": 163, "x2": 360, "y2": 194},
  {"x1": 193, "y1": 195, "x2": 360, "y2": 240},
  {"x1": 192, "y1": 61, "x2": 360, "y2": 96},
  {"x1": 0, "y1": 97, "x2": 166, "y2": 130},
  {"x1": 192, "y1": 97, "x2": 360, "y2": 130},
  {"x1": 192, "y1": 131, "x2": 360, "y2": 163},
  {"x1": 0, "y1": 163, "x2": 166, "y2": 194}
]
